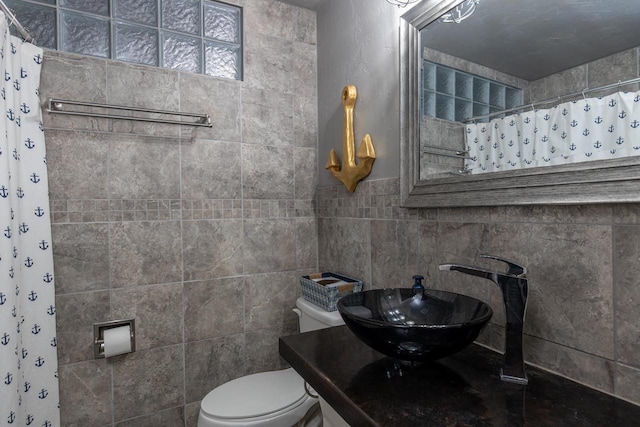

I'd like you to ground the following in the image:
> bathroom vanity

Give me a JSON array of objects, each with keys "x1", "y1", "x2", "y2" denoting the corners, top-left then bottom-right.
[{"x1": 279, "y1": 326, "x2": 640, "y2": 426}]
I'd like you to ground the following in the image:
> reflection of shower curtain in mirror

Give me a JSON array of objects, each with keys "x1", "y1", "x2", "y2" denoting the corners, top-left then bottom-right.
[
  {"x1": 0, "y1": 13, "x2": 61, "y2": 427},
  {"x1": 465, "y1": 90, "x2": 640, "y2": 174}
]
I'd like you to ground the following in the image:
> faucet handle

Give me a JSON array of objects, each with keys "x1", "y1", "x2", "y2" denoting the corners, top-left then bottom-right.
[{"x1": 479, "y1": 254, "x2": 527, "y2": 276}]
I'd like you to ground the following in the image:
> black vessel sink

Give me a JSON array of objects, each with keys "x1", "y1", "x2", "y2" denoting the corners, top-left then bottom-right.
[{"x1": 337, "y1": 288, "x2": 493, "y2": 362}]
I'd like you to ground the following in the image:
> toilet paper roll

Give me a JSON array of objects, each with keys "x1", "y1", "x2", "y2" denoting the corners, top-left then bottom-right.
[{"x1": 103, "y1": 325, "x2": 132, "y2": 358}]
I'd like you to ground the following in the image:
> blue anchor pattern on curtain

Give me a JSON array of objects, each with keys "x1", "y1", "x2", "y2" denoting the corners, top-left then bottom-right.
[
  {"x1": 465, "y1": 90, "x2": 640, "y2": 174},
  {"x1": 0, "y1": 12, "x2": 60, "y2": 427}
]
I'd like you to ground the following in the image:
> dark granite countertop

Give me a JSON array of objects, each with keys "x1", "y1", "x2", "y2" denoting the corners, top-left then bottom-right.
[{"x1": 279, "y1": 326, "x2": 640, "y2": 426}]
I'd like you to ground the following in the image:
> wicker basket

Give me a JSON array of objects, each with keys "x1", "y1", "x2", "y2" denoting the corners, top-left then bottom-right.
[{"x1": 300, "y1": 272, "x2": 363, "y2": 312}]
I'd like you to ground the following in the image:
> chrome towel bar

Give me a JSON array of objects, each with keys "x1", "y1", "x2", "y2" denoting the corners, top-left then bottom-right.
[{"x1": 46, "y1": 98, "x2": 212, "y2": 127}]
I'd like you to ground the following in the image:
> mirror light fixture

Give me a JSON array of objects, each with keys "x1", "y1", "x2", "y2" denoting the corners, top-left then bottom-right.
[
  {"x1": 386, "y1": 0, "x2": 420, "y2": 7},
  {"x1": 440, "y1": 0, "x2": 479, "y2": 23}
]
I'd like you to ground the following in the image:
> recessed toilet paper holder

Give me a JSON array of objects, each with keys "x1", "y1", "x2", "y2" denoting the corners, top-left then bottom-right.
[{"x1": 93, "y1": 319, "x2": 136, "y2": 359}]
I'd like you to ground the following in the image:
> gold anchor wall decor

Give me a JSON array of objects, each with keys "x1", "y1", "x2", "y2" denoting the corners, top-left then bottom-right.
[{"x1": 325, "y1": 85, "x2": 376, "y2": 192}]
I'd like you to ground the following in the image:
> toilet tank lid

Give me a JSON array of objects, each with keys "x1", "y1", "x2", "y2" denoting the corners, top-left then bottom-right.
[
  {"x1": 200, "y1": 368, "x2": 309, "y2": 420},
  {"x1": 295, "y1": 297, "x2": 344, "y2": 326}
]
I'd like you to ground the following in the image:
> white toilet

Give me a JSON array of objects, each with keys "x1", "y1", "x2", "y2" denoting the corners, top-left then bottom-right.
[{"x1": 197, "y1": 297, "x2": 345, "y2": 427}]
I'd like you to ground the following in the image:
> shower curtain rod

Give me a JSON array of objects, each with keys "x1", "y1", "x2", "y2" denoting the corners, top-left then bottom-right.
[
  {"x1": 46, "y1": 98, "x2": 213, "y2": 127},
  {"x1": 465, "y1": 76, "x2": 640, "y2": 123},
  {"x1": 0, "y1": 0, "x2": 34, "y2": 43}
]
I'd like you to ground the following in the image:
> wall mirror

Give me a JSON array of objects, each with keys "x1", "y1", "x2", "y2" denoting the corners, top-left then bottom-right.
[{"x1": 400, "y1": 0, "x2": 640, "y2": 207}]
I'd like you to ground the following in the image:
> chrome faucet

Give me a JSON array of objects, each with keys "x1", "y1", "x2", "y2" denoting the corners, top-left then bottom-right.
[{"x1": 439, "y1": 254, "x2": 529, "y2": 385}]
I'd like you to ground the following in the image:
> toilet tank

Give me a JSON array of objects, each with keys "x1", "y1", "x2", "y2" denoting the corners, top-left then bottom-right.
[{"x1": 295, "y1": 297, "x2": 344, "y2": 332}]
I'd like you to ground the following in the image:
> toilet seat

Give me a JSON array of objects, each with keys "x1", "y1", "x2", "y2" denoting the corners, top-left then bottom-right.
[{"x1": 199, "y1": 367, "x2": 317, "y2": 426}]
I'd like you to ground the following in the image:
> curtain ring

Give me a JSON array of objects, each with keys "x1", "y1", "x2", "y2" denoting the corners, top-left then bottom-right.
[{"x1": 7, "y1": 11, "x2": 16, "y2": 28}]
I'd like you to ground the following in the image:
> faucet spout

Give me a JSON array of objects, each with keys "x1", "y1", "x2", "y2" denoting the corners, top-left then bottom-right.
[
  {"x1": 438, "y1": 264, "x2": 498, "y2": 283},
  {"x1": 439, "y1": 255, "x2": 529, "y2": 385}
]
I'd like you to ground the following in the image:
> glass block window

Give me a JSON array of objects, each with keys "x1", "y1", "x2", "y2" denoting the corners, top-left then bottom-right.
[
  {"x1": 5, "y1": 0, "x2": 243, "y2": 80},
  {"x1": 422, "y1": 60, "x2": 522, "y2": 123}
]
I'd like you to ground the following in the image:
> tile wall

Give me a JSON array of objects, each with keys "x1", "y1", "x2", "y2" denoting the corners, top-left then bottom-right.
[
  {"x1": 318, "y1": 178, "x2": 640, "y2": 406},
  {"x1": 43, "y1": 1, "x2": 318, "y2": 425},
  {"x1": 317, "y1": 48, "x2": 640, "y2": 406}
]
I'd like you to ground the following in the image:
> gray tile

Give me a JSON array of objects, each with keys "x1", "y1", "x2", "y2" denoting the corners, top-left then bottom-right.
[
  {"x1": 370, "y1": 220, "x2": 436, "y2": 289},
  {"x1": 588, "y1": 48, "x2": 638, "y2": 90},
  {"x1": 46, "y1": 130, "x2": 109, "y2": 200},
  {"x1": 561, "y1": 204, "x2": 613, "y2": 224},
  {"x1": 242, "y1": 144, "x2": 294, "y2": 199},
  {"x1": 181, "y1": 139, "x2": 242, "y2": 199},
  {"x1": 41, "y1": 52, "x2": 107, "y2": 131},
  {"x1": 110, "y1": 221, "x2": 182, "y2": 288},
  {"x1": 487, "y1": 323, "x2": 506, "y2": 353},
  {"x1": 240, "y1": 0, "x2": 294, "y2": 40},
  {"x1": 494, "y1": 70, "x2": 522, "y2": 89},
  {"x1": 466, "y1": 61, "x2": 498, "y2": 81},
  {"x1": 526, "y1": 78, "x2": 547, "y2": 104},
  {"x1": 616, "y1": 363, "x2": 640, "y2": 405},
  {"x1": 437, "y1": 206, "x2": 506, "y2": 223},
  {"x1": 244, "y1": 32, "x2": 293, "y2": 93},
  {"x1": 245, "y1": 325, "x2": 296, "y2": 375},
  {"x1": 293, "y1": 41, "x2": 317, "y2": 98},
  {"x1": 185, "y1": 334, "x2": 246, "y2": 403},
  {"x1": 244, "y1": 272, "x2": 300, "y2": 331},
  {"x1": 295, "y1": 198, "x2": 315, "y2": 218},
  {"x1": 524, "y1": 335, "x2": 614, "y2": 393},
  {"x1": 56, "y1": 291, "x2": 111, "y2": 365},
  {"x1": 185, "y1": 402, "x2": 202, "y2": 427},
  {"x1": 475, "y1": 324, "x2": 492, "y2": 348},
  {"x1": 614, "y1": 225, "x2": 640, "y2": 366},
  {"x1": 503, "y1": 205, "x2": 565, "y2": 223},
  {"x1": 111, "y1": 283, "x2": 183, "y2": 350},
  {"x1": 294, "y1": 7, "x2": 316, "y2": 44},
  {"x1": 59, "y1": 360, "x2": 112, "y2": 427},
  {"x1": 106, "y1": 62, "x2": 180, "y2": 137},
  {"x1": 478, "y1": 222, "x2": 614, "y2": 358},
  {"x1": 109, "y1": 134, "x2": 180, "y2": 199},
  {"x1": 115, "y1": 406, "x2": 185, "y2": 427},
  {"x1": 182, "y1": 220, "x2": 244, "y2": 281},
  {"x1": 542, "y1": 65, "x2": 588, "y2": 101},
  {"x1": 296, "y1": 218, "x2": 318, "y2": 270},
  {"x1": 318, "y1": 218, "x2": 371, "y2": 286},
  {"x1": 244, "y1": 218, "x2": 296, "y2": 274},
  {"x1": 294, "y1": 148, "x2": 317, "y2": 199},
  {"x1": 369, "y1": 178, "x2": 400, "y2": 196},
  {"x1": 316, "y1": 184, "x2": 338, "y2": 201},
  {"x1": 179, "y1": 73, "x2": 241, "y2": 142},
  {"x1": 613, "y1": 203, "x2": 640, "y2": 224},
  {"x1": 431, "y1": 222, "x2": 492, "y2": 305},
  {"x1": 184, "y1": 277, "x2": 244, "y2": 342},
  {"x1": 242, "y1": 87, "x2": 294, "y2": 146},
  {"x1": 113, "y1": 345, "x2": 184, "y2": 421},
  {"x1": 52, "y1": 223, "x2": 110, "y2": 294},
  {"x1": 293, "y1": 89, "x2": 318, "y2": 148}
]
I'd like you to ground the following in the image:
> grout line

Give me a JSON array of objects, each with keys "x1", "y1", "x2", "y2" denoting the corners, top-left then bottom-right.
[
  {"x1": 176, "y1": 70, "x2": 189, "y2": 427},
  {"x1": 612, "y1": 219, "x2": 619, "y2": 396},
  {"x1": 239, "y1": 69, "x2": 248, "y2": 379},
  {"x1": 104, "y1": 60, "x2": 116, "y2": 427}
]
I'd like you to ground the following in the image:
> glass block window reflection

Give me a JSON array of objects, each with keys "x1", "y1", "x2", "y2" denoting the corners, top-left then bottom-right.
[
  {"x1": 422, "y1": 60, "x2": 522, "y2": 123},
  {"x1": 5, "y1": 0, "x2": 243, "y2": 80}
]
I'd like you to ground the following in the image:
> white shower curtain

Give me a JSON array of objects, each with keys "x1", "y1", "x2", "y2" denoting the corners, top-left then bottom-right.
[
  {"x1": 0, "y1": 12, "x2": 60, "y2": 427},
  {"x1": 465, "y1": 90, "x2": 640, "y2": 174}
]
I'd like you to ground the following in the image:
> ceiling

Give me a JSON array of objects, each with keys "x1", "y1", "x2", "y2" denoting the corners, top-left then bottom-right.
[
  {"x1": 421, "y1": 0, "x2": 640, "y2": 81},
  {"x1": 277, "y1": 0, "x2": 326, "y2": 10},
  {"x1": 278, "y1": 0, "x2": 640, "y2": 82}
]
